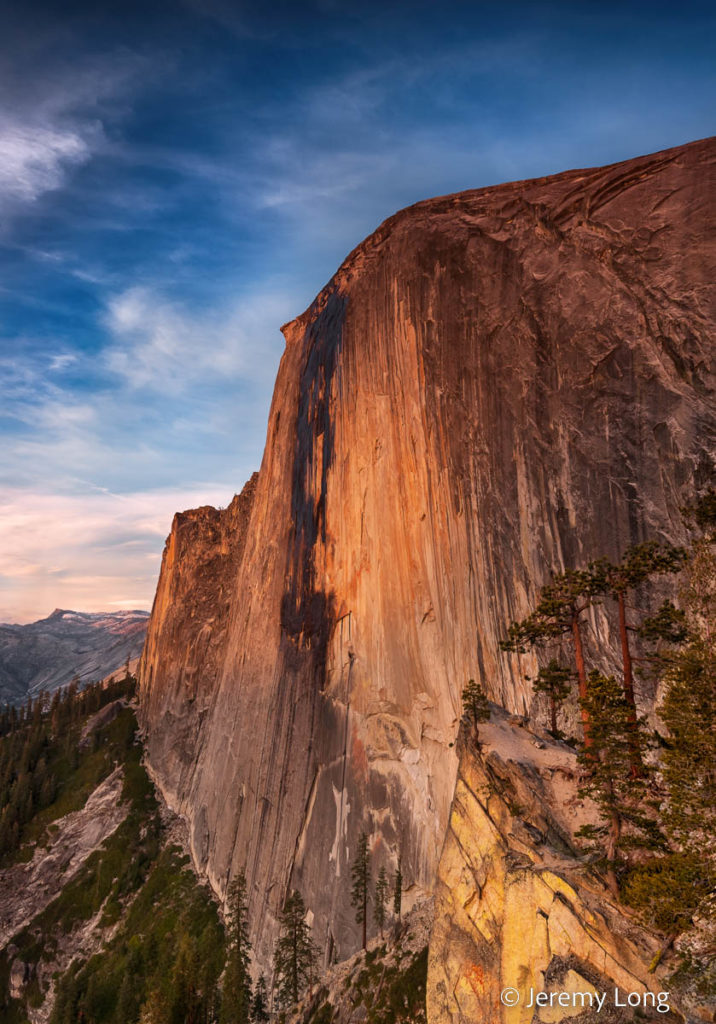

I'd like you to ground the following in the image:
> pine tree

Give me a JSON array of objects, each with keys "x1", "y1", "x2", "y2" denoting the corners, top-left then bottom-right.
[
  {"x1": 251, "y1": 976, "x2": 270, "y2": 1023},
  {"x1": 589, "y1": 541, "x2": 686, "y2": 775},
  {"x1": 660, "y1": 501, "x2": 715, "y2": 872},
  {"x1": 575, "y1": 671, "x2": 659, "y2": 894},
  {"x1": 622, "y1": 493, "x2": 716, "y2": 942},
  {"x1": 529, "y1": 659, "x2": 572, "y2": 736},
  {"x1": 500, "y1": 568, "x2": 603, "y2": 746},
  {"x1": 350, "y1": 831, "x2": 371, "y2": 950},
  {"x1": 273, "y1": 889, "x2": 317, "y2": 1011},
  {"x1": 221, "y1": 871, "x2": 252, "y2": 1024},
  {"x1": 170, "y1": 933, "x2": 202, "y2": 1024},
  {"x1": 139, "y1": 987, "x2": 170, "y2": 1024},
  {"x1": 374, "y1": 866, "x2": 388, "y2": 939},
  {"x1": 392, "y1": 857, "x2": 403, "y2": 922},
  {"x1": 461, "y1": 679, "x2": 490, "y2": 746}
]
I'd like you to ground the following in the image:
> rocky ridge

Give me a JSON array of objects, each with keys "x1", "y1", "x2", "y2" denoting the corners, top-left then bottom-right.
[{"x1": 0, "y1": 610, "x2": 148, "y2": 705}]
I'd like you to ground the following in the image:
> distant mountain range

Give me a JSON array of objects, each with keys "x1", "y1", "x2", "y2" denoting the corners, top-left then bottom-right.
[{"x1": 0, "y1": 609, "x2": 149, "y2": 705}]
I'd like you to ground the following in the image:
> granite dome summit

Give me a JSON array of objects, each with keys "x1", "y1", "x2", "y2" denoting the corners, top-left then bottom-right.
[{"x1": 138, "y1": 138, "x2": 715, "y2": 1012}]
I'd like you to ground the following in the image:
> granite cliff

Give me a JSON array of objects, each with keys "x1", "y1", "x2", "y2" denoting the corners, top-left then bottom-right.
[{"x1": 138, "y1": 138, "x2": 715, "y2": 981}]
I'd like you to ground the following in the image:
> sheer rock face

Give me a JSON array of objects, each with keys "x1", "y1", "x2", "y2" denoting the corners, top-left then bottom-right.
[
  {"x1": 138, "y1": 474, "x2": 258, "y2": 808},
  {"x1": 138, "y1": 139, "x2": 715, "y2": 970}
]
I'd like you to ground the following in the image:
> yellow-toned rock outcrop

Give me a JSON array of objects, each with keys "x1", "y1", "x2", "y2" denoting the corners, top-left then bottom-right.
[{"x1": 428, "y1": 714, "x2": 685, "y2": 1024}]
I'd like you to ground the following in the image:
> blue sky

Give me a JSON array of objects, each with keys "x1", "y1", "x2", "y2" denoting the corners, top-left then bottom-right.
[{"x1": 1, "y1": 0, "x2": 714, "y2": 621}]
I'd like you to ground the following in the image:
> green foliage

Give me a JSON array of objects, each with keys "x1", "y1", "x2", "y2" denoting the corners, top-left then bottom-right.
[
  {"x1": 655, "y1": 520, "x2": 716, "y2": 935},
  {"x1": 638, "y1": 600, "x2": 689, "y2": 644},
  {"x1": 461, "y1": 679, "x2": 490, "y2": 746},
  {"x1": 499, "y1": 569, "x2": 599, "y2": 653},
  {"x1": 621, "y1": 853, "x2": 712, "y2": 935},
  {"x1": 273, "y1": 889, "x2": 317, "y2": 1011},
  {"x1": 576, "y1": 671, "x2": 660, "y2": 868},
  {"x1": 336, "y1": 945, "x2": 428, "y2": 1024},
  {"x1": 682, "y1": 487, "x2": 716, "y2": 540},
  {"x1": 529, "y1": 659, "x2": 572, "y2": 735},
  {"x1": 222, "y1": 871, "x2": 252, "y2": 1024},
  {"x1": 0, "y1": 674, "x2": 136, "y2": 865},
  {"x1": 251, "y1": 975, "x2": 269, "y2": 1023},
  {"x1": 392, "y1": 858, "x2": 403, "y2": 921},
  {"x1": 461, "y1": 679, "x2": 490, "y2": 724},
  {"x1": 374, "y1": 867, "x2": 388, "y2": 937},
  {"x1": 309, "y1": 1000, "x2": 335, "y2": 1024},
  {"x1": 49, "y1": 846, "x2": 225, "y2": 1024},
  {"x1": 0, "y1": 680, "x2": 225, "y2": 1024},
  {"x1": 661, "y1": 637, "x2": 716, "y2": 850},
  {"x1": 351, "y1": 832, "x2": 371, "y2": 949},
  {"x1": 589, "y1": 541, "x2": 687, "y2": 596}
]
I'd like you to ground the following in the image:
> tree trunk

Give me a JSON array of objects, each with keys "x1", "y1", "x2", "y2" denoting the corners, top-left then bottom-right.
[
  {"x1": 617, "y1": 591, "x2": 644, "y2": 777},
  {"x1": 572, "y1": 614, "x2": 592, "y2": 748}
]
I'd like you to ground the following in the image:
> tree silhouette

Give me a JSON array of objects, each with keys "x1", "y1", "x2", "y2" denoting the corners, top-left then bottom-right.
[
  {"x1": 221, "y1": 871, "x2": 252, "y2": 1024},
  {"x1": 461, "y1": 679, "x2": 490, "y2": 746},
  {"x1": 500, "y1": 568, "x2": 602, "y2": 747},
  {"x1": 273, "y1": 890, "x2": 317, "y2": 1011},
  {"x1": 374, "y1": 866, "x2": 388, "y2": 939},
  {"x1": 392, "y1": 857, "x2": 403, "y2": 922},
  {"x1": 350, "y1": 832, "x2": 371, "y2": 950}
]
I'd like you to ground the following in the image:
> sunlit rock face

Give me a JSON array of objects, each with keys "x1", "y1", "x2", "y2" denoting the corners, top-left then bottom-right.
[
  {"x1": 138, "y1": 138, "x2": 715, "y2": 971},
  {"x1": 138, "y1": 475, "x2": 258, "y2": 808},
  {"x1": 427, "y1": 718, "x2": 684, "y2": 1024}
]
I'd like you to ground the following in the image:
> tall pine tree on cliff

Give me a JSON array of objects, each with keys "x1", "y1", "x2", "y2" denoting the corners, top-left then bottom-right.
[
  {"x1": 659, "y1": 494, "x2": 716, "y2": 885},
  {"x1": 621, "y1": 491, "x2": 716, "y2": 943},
  {"x1": 374, "y1": 866, "x2": 388, "y2": 939},
  {"x1": 461, "y1": 679, "x2": 490, "y2": 746},
  {"x1": 221, "y1": 871, "x2": 252, "y2": 1024},
  {"x1": 273, "y1": 889, "x2": 317, "y2": 1011},
  {"x1": 588, "y1": 541, "x2": 686, "y2": 774},
  {"x1": 392, "y1": 856, "x2": 403, "y2": 922},
  {"x1": 350, "y1": 831, "x2": 371, "y2": 950},
  {"x1": 500, "y1": 568, "x2": 602, "y2": 746},
  {"x1": 575, "y1": 670, "x2": 659, "y2": 894}
]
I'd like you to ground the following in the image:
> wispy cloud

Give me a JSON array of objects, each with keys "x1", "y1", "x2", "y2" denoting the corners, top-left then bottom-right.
[
  {"x1": 103, "y1": 284, "x2": 292, "y2": 392},
  {"x1": 0, "y1": 35, "x2": 162, "y2": 222},
  {"x1": 0, "y1": 485, "x2": 236, "y2": 623},
  {"x1": 0, "y1": 119, "x2": 97, "y2": 209}
]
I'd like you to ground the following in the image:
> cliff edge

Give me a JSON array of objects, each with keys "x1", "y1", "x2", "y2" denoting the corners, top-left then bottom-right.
[{"x1": 138, "y1": 137, "x2": 715, "y2": 972}]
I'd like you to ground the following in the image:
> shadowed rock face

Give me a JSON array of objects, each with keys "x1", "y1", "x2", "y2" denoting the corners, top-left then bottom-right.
[{"x1": 138, "y1": 138, "x2": 715, "y2": 970}]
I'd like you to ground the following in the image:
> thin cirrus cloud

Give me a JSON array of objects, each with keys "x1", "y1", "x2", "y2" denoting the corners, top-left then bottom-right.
[
  {"x1": 102, "y1": 285, "x2": 293, "y2": 393},
  {"x1": 0, "y1": 485, "x2": 236, "y2": 624}
]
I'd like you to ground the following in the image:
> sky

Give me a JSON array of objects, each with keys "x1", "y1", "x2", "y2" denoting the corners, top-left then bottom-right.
[{"x1": 0, "y1": 0, "x2": 714, "y2": 622}]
